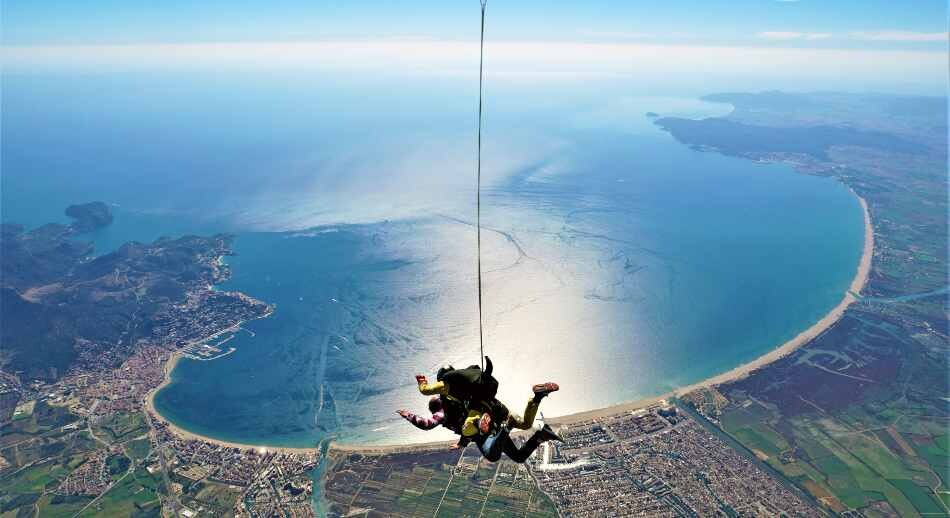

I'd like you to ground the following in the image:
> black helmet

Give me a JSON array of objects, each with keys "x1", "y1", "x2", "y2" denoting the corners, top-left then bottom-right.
[{"x1": 436, "y1": 364, "x2": 454, "y2": 381}]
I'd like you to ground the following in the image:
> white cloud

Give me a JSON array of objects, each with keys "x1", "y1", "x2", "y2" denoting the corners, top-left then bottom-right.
[
  {"x1": 758, "y1": 30, "x2": 949, "y2": 43},
  {"x1": 2, "y1": 40, "x2": 945, "y2": 94},
  {"x1": 758, "y1": 31, "x2": 832, "y2": 40},
  {"x1": 573, "y1": 30, "x2": 704, "y2": 44},
  {"x1": 576, "y1": 30, "x2": 657, "y2": 40},
  {"x1": 848, "y1": 30, "x2": 949, "y2": 42}
]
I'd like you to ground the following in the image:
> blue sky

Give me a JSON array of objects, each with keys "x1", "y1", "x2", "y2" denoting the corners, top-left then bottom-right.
[{"x1": 2, "y1": 0, "x2": 948, "y2": 49}]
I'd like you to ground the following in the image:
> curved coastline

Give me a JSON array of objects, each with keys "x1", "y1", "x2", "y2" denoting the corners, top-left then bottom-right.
[
  {"x1": 147, "y1": 350, "x2": 316, "y2": 454},
  {"x1": 551, "y1": 193, "x2": 873, "y2": 425},
  {"x1": 148, "y1": 193, "x2": 874, "y2": 453}
]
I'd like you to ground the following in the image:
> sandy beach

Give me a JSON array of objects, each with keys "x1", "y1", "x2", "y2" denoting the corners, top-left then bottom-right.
[
  {"x1": 551, "y1": 194, "x2": 873, "y2": 424},
  {"x1": 550, "y1": 193, "x2": 873, "y2": 424},
  {"x1": 149, "y1": 194, "x2": 874, "y2": 453},
  {"x1": 146, "y1": 350, "x2": 317, "y2": 453},
  {"x1": 144, "y1": 315, "x2": 318, "y2": 454},
  {"x1": 673, "y1": 194, "x2": 873, "y2": 393}
]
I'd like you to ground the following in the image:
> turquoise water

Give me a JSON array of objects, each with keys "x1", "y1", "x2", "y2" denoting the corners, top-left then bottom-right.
[{"x1": 2, "y1": 71, "x2": 864, "y2": 447}]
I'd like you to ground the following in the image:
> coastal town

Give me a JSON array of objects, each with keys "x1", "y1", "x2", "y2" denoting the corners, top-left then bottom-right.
[
  {"x1": 1, "y1": 312, "x2": 320, "y2": 517},
  {"x1": 531, "y1": 404, "x2": 817, "y2": 516},
  {"x1": 321, "y1": 402, "x2": 819, "y2": 517},
  {"x1": 5, "y1": 344, "x2": 826, "y2": 518},
  {"x1": 0, "y1": 211, "x2": 320, "y2": 517}
]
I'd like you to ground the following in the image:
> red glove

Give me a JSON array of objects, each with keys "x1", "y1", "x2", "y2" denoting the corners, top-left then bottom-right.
[{"x1": 415, "y1": 375, "x2": 427, "y2": 385}]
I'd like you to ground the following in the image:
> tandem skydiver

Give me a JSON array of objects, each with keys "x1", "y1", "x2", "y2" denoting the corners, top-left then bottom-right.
[
  {"x1": 413, "y1": 357, "x2": 560, "y2": 431},
  {"x1": 397, "y1": 396, "x2": 563, "y2": 462},
  {"x1": 397, "y1": 356, "x2": 563, "y2": 462}
]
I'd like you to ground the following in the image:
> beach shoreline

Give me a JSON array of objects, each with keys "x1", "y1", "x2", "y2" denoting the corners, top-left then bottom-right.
[
  {"x1": 146, "y1": 348, "x2": 317, "y2": 454},
  {"x1": 144, "y1": 315, "x2": 317, "y2": 454},
  {"x1": 548, "y1": 193, "x2": 872, "y2": 424},
  {"x1": 148, "y1": 193, "x2": 873, "y2": 454}
]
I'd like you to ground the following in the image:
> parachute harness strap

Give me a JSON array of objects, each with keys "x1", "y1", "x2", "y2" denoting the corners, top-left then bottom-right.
[{"x1": 476, "y1": 0, "x2": 487, "y2": 372}]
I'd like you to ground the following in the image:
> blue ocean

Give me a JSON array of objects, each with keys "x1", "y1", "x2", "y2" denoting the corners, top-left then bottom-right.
[{"x1": 2, "y1": 70, "x2": 864, "y2": 446}]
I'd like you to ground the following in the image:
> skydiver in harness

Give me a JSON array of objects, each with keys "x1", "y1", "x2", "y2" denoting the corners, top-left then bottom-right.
[
  {"x1": 415, "y1": 357, "x2": 559, "y2": 431},
  {"x1": 397, "y1": 356, "x2": 563, "y2": 461}
]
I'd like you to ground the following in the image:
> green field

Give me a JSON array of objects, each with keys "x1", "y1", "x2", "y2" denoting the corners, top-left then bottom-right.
[
  {"x1": 77, "y1": 467, "x2": 163, "y2": 517},
  {"x1": 889, "y1": 479, "x2": 946, "y2": 516},
  {"x1": 185, "y1": 480, "x2": 243, "y2": 515},
  {"x1": 125, "y1": 438, "x2": 152, "y2": 463},
  {"x1": 35, "y1": 493, "x2": 96, "y2": 518},
  {"x1": 0, "y1": 401, "x2": 81, "y2": 456},
  {"x1": 1, "y1": 429, "x2": 98, "y2": 474},
  {"x1": 92, "y1": 412, "x2": 149, "y2": 443},
  {"x1": 324, "y1": 448, "x2": 558, "y2": 517},
  {"x1": 0, "y1": 403, "x2": 169, "y2": 518},
  {"x1": 0, "y1": 460, "x2": 66, "y2": 513},
  {"x1": 717, "y1": 398, "x2": 949, "y2": 517}
]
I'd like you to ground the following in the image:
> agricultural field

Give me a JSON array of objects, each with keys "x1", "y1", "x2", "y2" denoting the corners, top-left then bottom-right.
[
  {"x1": 0, "y1": 401, "x2": 102, "y2": 516},
  {"x1": 92, "y1": 412, "x2": 149, "y2": 444},
  {"x1": 1, "y1": 401, "x2": 79, "y2": 450},
  {"x1": 35, "y1": 493, "x2": 97, "y2": 518},
  {"x1": 183, "y1": 480, "x2": 244, "y2": 516},
  {"x1": 76, "y1": 466, "x2": 163, "y2": 517},
  {"x1": 125, "y1": 438, "x2": 153, "y2": 463},
  {"x1": 0, "y1": 400, "x2": 165, "y2": 517},
  {"x1": 323, "y1": 446, "x2": 558, "y2": 517},
  {"x1": 717, "y1": 396, "x2": 947, "y2": 517}
]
